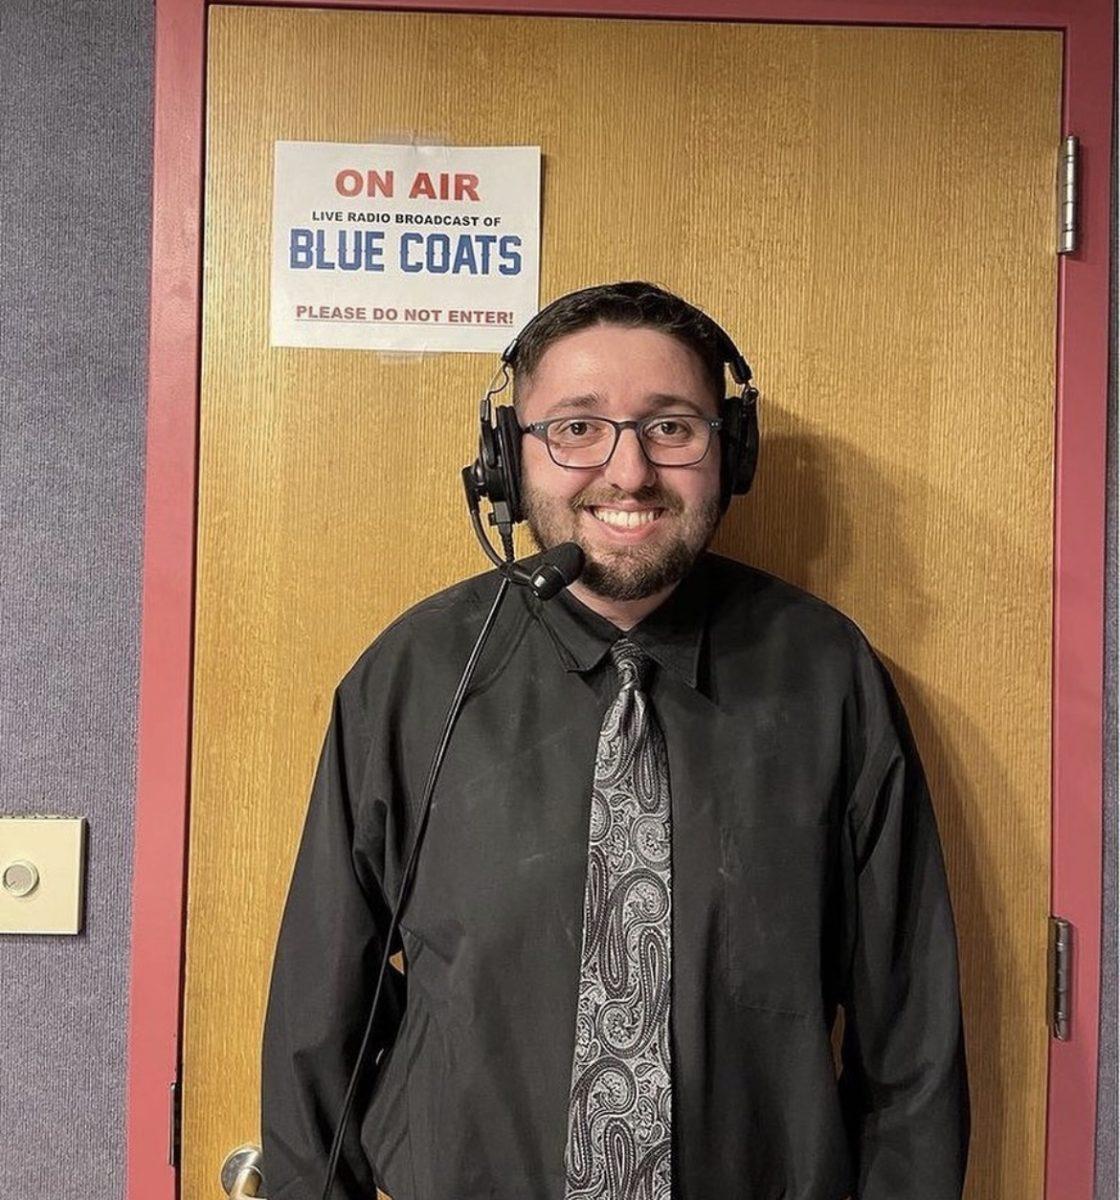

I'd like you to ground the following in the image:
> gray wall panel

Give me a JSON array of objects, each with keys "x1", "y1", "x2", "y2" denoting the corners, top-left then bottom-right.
[{"x1": 0, "y1": 1, "x2": 153, "y2": 1197}]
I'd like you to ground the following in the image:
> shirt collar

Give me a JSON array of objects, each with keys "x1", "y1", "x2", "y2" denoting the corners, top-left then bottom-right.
[{"x1": 522, "y1": 550, "x2": 712, "y2": 690}]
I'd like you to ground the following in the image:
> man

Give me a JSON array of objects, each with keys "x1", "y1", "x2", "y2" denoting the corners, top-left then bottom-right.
[{"x1": 262, "y1": 282, "x2": 970, "y2": 1200}]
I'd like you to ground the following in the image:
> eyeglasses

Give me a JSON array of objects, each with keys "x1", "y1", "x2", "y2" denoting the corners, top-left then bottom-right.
[{"x1": 522, "y1": 413, "x2": 722, "y2": 469}]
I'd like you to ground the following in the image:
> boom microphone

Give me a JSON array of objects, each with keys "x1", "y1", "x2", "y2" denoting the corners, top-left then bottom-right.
[
  {"x1": 503, "y1": 542, "x2": 585, "y2": 600},
  {"x1": 463, "y1": 461, "x2": 584, "y2": 600}
]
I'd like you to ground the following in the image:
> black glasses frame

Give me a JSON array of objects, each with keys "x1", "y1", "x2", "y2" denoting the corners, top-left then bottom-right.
[{"x1": 521, "y1": 413, "x2": 723, "y2": 469}]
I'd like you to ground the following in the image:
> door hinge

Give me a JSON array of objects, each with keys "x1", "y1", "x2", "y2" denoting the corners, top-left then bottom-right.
[
  {"x1": 168, "y1": 1079, "x2": 182, "y2": 1168},
  {"x1": 1048, "y1": 916, "x2": 1072, "y2": 1040},
  {"x1": 1057, "y1": 135, "x2": 1078, "y2": 254}
]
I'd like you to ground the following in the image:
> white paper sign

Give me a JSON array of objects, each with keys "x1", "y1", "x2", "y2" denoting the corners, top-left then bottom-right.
[{"x1": 270, "y1": 142, "x2": 540, "y2": 353}]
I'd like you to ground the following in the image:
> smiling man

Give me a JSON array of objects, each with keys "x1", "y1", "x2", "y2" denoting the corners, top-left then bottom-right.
[
  {"x1": 516, "y1": 319, "x2": 724, "y2": 627},
  {"x1": 262, "y1": 282, "x2": 971, "y2": 1200}
]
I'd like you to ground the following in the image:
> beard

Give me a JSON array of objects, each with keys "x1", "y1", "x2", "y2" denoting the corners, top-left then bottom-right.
[{"x1": 520, "y1": 477, "x2": 722, "y2": 601}]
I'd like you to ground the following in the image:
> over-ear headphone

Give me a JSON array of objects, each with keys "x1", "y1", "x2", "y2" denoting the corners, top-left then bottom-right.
[{"x1": 464, "y1": 286, "x2": 760, "y2": 548}]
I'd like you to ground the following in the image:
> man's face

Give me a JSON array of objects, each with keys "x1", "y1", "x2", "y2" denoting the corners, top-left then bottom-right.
[{"x1": 518, "y1": 323, "x2": 724, "y2": 601}]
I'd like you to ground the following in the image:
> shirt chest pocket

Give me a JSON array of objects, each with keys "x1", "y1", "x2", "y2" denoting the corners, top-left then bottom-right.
[{"x1": 719, "y1": 821, "x2": 833, "y2": 1020}]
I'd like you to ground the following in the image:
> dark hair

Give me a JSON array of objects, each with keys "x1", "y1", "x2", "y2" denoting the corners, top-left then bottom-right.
[{"x1": 509, "y1": 281, "x2": 729, "y2": 407}]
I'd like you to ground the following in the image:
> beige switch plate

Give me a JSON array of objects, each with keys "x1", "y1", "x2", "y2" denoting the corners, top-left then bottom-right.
[{"x1": 0, "y1": 817, "x2": 87, "y2": 934}]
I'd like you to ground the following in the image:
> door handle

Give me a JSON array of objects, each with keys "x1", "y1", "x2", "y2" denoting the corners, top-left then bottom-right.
[{"x1": 221, "y1": 1144, "x2": 265, "y2": 1198}]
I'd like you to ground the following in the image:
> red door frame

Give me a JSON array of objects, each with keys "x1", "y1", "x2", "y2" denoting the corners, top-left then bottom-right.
[{"x1": 127, "y1": 2, "x2": 1115, "y2": 1197}]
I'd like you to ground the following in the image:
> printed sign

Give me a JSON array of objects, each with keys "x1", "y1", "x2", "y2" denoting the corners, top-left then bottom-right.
[{"x1": 270, "y1": 142, "x2": 541, "y2": 353}]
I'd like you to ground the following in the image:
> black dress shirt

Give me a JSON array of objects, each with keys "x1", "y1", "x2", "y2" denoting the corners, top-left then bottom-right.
[{"x1": 261, "y1": 550, "x2": 970, "y2": 1200}]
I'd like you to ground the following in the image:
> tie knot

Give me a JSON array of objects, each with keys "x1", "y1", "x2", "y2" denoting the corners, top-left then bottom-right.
[{"x1": 610, "y1": 638, "x2": 652, "y2": 690}]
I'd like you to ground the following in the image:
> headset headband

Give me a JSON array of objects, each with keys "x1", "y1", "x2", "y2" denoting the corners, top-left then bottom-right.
[{"x1": 498, "y1": 287, "x2": 754, "y2": 397}]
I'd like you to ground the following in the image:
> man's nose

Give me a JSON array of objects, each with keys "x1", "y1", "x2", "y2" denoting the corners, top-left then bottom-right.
[{"x1": 603, "y1": 427, "x2": 658, "y2": 493}]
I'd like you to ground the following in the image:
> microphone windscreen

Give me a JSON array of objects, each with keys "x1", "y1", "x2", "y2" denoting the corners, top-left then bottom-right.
[
  {"x1": 530, "y1": 542, "x2": 585, "y2": 600},
  {"x1": 544, "y1": 542, "x2": 585, "y2": 587}
]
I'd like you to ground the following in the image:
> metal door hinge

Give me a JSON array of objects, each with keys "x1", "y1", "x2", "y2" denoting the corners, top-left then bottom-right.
[
  {"x1": 1048, "y1": 916, "x2": 1072, "y2": 1040},
  {"x1": 1057, "y1": 135, "x2": 1079, "y2": 254},
  {"x1": 169, "y1": 1079, "x2": 182, "y2": 1168}
]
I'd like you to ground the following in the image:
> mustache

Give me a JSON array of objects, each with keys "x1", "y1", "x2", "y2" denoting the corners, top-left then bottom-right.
[{"x1": 572, "y1": 486, "x2": 682, "y2": 514}]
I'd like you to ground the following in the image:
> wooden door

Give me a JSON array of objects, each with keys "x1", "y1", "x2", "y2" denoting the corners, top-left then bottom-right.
[{"x1": 183, "y1": 7, "x2": 1061, "y2": 1197}]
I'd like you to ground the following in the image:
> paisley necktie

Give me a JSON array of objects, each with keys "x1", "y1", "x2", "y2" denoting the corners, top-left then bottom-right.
[{"x1": 563, "y1": 638, "x2": 673, "y2": 1200}]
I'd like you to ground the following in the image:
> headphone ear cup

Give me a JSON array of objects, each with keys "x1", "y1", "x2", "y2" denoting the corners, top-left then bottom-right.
[
  {"x1": 719, "y1": 392, "x2": 759, "y2": 508},
  {"x1": 735, "y1": 390, "x2": 759, "y2": 496},
  {"x1": 475, "y1": 412, "x2": 503, "y2": 501},
  {"x1": 494, "y1": 404, "x2": 524, "y2": 524},
  {"x1": 718, "y1": 397, "x2": 740, "y2": 511}
]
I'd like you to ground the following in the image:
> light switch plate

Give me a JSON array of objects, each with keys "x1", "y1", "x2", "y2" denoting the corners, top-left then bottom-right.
[{"x1": 0, "y1": 817, "x2": 87, "y2": 934}]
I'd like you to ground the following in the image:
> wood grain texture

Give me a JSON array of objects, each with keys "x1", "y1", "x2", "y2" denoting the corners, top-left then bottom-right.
[{"x1": 184, "y1": 8, "x2": 1060, "y2": 1198}]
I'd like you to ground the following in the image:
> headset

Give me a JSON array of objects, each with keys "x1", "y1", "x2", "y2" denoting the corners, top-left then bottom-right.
[
  {"x1": 318, "y1": 286, "x2": 758, "y2": 1200},
  {"x1": 463, "y1": 284, "x2": 761, "y2": 565}
]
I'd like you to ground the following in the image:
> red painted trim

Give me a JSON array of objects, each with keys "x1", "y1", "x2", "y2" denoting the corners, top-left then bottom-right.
[
  {"x1": 1045, "y1": 8, "x2": 1115, "y2": 1200},
  {"x1": 216, "y1": 0, "x2": 1099, "y2": 26},
  {"x1": 126, "y1": 0, "x2": 205, "y2": 1197},
  {"x1": 129, "y1": 3, "x2": 1114, "y2": 1199}
]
